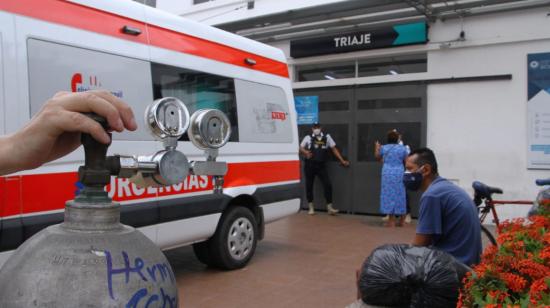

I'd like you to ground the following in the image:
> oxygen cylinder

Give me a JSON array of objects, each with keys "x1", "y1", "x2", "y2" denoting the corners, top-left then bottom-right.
[
  {"x1": 0, "y1": 114, "x2": 178, "y2": 307},
  {"x1": 0, "y1": 97, "x2": 231, "y2": 307}
]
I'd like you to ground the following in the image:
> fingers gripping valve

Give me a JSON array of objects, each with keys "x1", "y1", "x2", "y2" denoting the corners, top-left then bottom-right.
[{"x1": 108, "y1": 97, "x2": 231, "y2": 194}]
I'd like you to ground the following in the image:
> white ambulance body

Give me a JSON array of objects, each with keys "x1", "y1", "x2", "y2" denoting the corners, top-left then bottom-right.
[{"x1": 0, "y1": 0, "x2": 301, "y2": 269}]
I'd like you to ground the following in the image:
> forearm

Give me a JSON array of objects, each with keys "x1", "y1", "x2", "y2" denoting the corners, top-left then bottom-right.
[
  {"x1": 412, "y1": 234, "x2": 432, "y2": 247},
  {"x1": 331, "y1": 148, "x2": 345, "y2": 163},
  {"x1": 0, "y1": 135, "x2": 20, "y2": 176}
]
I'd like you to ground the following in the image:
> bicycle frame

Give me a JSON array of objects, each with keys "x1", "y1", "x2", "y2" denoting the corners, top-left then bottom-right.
[
  {"x1": 479, "y1": 199, "x2": 533, "y2": 227},
  {"x1": 473, "y1": 178, "x2": 547, "y2": 249}
]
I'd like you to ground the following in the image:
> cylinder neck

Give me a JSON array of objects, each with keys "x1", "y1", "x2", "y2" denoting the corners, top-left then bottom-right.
[{"x1": 62, "y1": 199, "x2": 122, "y2": 231}]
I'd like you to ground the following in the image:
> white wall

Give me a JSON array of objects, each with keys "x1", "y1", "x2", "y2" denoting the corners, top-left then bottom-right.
[
  {"x1": 427, "y1": 8, "x2": 550, "y2": 221},
  {"x1": 157, "y1": 0, "x2": 349, "y2": 25}
]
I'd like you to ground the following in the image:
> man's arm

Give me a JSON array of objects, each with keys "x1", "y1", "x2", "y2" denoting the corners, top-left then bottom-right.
[
  {"x1": 326, "y1": 134, "x2": 349, "y2": 166},
  {"x1": 330, "y1": 147, "x2": 349, "y2": 166},
  {"x1": 0, "y1": 91, "x2": 136, "y2": 176},
  {"x1": 300, "y1": 146, "x2": 312, "y2": 158},
  {"x1": 299, "y1": 136, "x2": 312, "y2": 159},
  {"x1": 413, "y1": 195, "x2": 441, "y2": 247},
  {"x1": 412, "y1": 233, "x2": 433, "y2": 246}
]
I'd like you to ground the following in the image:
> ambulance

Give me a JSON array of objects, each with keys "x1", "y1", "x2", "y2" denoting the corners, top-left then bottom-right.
[{"x1": 0, "y1": 0, "x2": 301, "y2": 269}]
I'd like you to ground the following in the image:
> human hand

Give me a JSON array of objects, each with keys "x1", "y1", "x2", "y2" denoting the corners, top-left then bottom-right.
[
  {"x1": 0, "y1": 91, "x2": 137, "y2": 175},
  {"x1": 304, "y1": 151, "x2": 313, "y2": 159},
  {"x1": 341, "y1": 160, "x2": 350, "y2": 167}
]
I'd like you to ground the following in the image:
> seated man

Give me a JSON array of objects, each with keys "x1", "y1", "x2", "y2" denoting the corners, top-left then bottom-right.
[{"x1": 404, "y1": 147, "x2": 482, "y2": 266}]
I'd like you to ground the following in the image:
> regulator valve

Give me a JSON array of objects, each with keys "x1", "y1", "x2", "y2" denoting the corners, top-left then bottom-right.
[{"x1": 108, "y1": 97, "x2": 232, "y2": 193}]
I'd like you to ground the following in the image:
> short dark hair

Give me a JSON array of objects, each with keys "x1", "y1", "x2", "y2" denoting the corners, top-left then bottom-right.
[
  {"x1": 409, "y1": 147, "x2": 438, "y2": 174},
  {"x1": 386, "y1": 130, "x2": 399, "y2": 144},
  {"x1": 312, "y1": 123, "x2": 321, "y2": 128}
]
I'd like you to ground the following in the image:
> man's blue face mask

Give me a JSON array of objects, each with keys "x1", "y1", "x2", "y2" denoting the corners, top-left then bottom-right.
[{"x1": 403, "y1": 165, "x2": 425, "y2": 191}]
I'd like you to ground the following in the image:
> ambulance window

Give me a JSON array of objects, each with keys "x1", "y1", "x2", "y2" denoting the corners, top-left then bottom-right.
[
  {"x1": 27, "y1": 39, "x2": 155, "y2": 141},
  {"x1": 234, "y1": 80, "x2": 293, "y2": 143},
  {"x1": 151, "y1": 63, "x2": 238, "y2": 142}
]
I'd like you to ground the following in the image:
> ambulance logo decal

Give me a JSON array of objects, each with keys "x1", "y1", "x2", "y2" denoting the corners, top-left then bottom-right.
[
  {"x1": 71, "y1": 73, "x2": 123, "y2": 98},
  {"x1": 253, "y1": 102, "x2": 289, "y2": 134}
]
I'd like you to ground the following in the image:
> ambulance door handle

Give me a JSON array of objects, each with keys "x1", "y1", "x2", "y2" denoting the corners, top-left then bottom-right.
[{"x1": 121, "y1": 25, "x2": 142, "y2": 36}]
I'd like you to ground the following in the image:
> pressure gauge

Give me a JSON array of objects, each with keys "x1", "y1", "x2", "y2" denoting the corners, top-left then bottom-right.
[
  {"x1": 128, "y1": 150, "x2": 190, "y2": 188},
  {"x1": 145, "y1": 97, "x2": 190, "y2": 140},
  {"x1": 187, "y1": 109, "x2": 231, "y2": 150}
]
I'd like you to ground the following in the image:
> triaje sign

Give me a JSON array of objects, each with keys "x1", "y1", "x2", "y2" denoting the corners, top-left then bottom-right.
[{"x1": 290, "y1": 22, "x2": 427, "y2": 58}]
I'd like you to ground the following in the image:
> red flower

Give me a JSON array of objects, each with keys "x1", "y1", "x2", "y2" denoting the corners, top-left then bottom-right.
[
  {"x1": 501, "y1": 273, "x2": 527, "y2": 293},
  {"x1": 458, "y1": 208, "x2": 550, "y2": 307},
  {"x1": 529, "y1": 278, "x2": 549, "y2": 306}
]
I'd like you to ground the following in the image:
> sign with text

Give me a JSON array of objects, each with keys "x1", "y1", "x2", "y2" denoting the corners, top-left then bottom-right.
[
  {"x1": 295, "y1": 96, "x2": 318, "y2": 125},
  {"x1": 527, "y1": 52, "x2": 550, "y2": 169},
  {"x1": 290, "y1": 22, "x2": 427, "y2": 58}
]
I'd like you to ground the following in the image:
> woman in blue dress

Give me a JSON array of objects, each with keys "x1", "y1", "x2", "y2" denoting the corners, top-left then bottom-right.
[{"x1": 374, "y1": 130, "x2": 408, "y2": 227}]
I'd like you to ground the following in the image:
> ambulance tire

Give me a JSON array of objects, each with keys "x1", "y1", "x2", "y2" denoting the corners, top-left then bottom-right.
[
  {"x1": 209, "y1": 206, "x2": 258, "y2": 270},
  {"x1": 192, "y1": 241, "x2": 214, "y2": 267}
]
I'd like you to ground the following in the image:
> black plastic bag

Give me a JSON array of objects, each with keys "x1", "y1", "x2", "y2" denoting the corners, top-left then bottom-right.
[{"x1": 358, "y1": 244, "x2": 470, "y2": 308}]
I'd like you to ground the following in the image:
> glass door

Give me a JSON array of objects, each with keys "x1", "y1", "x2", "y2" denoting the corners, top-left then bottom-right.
[
  {"x1": 295, "y1": 86, "x2": 353, "y2": 212},
  {"x1": 352, "y1": 83, "x2": 426, "y2": 215},
  {"x1": 294, "y1": 82, "x2": 426, "y2": 215}
]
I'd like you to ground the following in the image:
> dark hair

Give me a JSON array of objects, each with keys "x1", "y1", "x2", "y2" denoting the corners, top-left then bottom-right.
[
  {"x1": 409, "y1": 147, "x2": 438, "y2": 174},
  {"x1": 312, "y1": 123, "x2": 321, "y2": 128},
  {"x1": 386, "y1": 130, "x2": 399, "y2": 144}
]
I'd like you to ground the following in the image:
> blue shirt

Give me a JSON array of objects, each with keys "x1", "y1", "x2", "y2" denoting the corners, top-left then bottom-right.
[{"x1": 417, "y1": 177, "x2": 482, "y2": 266}]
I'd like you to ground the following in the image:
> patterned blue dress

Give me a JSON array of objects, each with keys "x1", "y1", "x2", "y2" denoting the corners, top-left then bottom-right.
[{"x1": 379, "y1": 144, "x2": 408, "y2": 215}]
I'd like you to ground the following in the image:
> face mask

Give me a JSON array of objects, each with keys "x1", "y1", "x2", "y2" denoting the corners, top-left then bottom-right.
[
  {"x1": 403, "y1": 166, "x2": 424, "y2": 191},
  {"x1": 313, "y1": 129, "x2": 321, "y2": 135}
]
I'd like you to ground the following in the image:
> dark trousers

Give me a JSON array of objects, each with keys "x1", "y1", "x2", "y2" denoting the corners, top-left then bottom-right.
[
  {"x1": 304, "y1": 161, "x2": 332, "y2": 204},
  {"x1": 406, "y1": 192, "x2": 411, "y2": 214}
]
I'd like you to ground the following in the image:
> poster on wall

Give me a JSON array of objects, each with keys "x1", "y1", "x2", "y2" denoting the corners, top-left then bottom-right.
[
  {"x1": 527, "y1": 52, "x2": 550, "y2": 169},
  {"x1": 294, "y1": 96, "x2": 319, "y2": 125}
]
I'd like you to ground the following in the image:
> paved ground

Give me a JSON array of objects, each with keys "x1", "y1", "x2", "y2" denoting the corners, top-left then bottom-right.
[{"x1": 166, "y1": 212, "x2": 419, "y2": 308}]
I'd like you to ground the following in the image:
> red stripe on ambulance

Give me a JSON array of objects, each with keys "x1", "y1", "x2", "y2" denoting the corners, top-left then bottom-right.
[
  {"x1": 1, "y1": 160, "x2": 300, "y2": 218},
  {"x1": 0, "y1": 0, "x2": 289, "y2": 78}
]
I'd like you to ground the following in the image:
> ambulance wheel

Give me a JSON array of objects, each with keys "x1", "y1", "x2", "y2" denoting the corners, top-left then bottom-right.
[{"x1": 210, "y1": 206, "x2": 258, "y2": 270}]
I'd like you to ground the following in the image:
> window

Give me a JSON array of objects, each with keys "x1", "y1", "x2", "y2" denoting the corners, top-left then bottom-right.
[
  {"x1": 234, "y1": 80, "x2": 293, "y2": 143},
  {"x1": 151, "y1": 63, "x2": 239, "y2": 142},
  {"x1": 356, "y1": 122, "x2": 421, "y2": 162},
  {"x1": 294, "y1": 53, "x2": 427, "y2": 82},
  {"x1": 358, "y1": 98, "x2": 422, "y2": 110},
  {"x1": 295, "y1": 61, "x2": 355, "y2": 82},
  {"x1": 320, "y1": 101, "x2": 349, "y2": 111},
  {"x1": 358, "y1": 54, "x2": 427, "y2": 77},
  {"x1": 27, "y1": 39, "x2": 155, "y2": 141}
]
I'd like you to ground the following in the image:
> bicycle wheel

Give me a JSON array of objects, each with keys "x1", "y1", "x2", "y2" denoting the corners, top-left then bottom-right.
[{"x1": 481, "y1": 224, "x2": 497, "y2": 249}]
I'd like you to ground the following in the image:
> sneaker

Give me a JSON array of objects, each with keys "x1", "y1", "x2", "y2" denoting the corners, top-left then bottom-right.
[
  {"x1": 327, "y1": 204, "x2": 339, "y2": 215},
  {"x1": 308, "y1": 202, "x2": 315, "y2": 215},
  {"x1": 381, "y1": 215, "x2": 390, "y2": 221},
  {"x1": 405, "y1": 214, "x2": 412, "y2": 224}
]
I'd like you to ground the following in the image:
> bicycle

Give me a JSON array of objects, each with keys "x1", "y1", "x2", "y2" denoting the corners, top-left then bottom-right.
[{"x1": 471, "y1": 179, "x2": 550, "y2": 247}]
